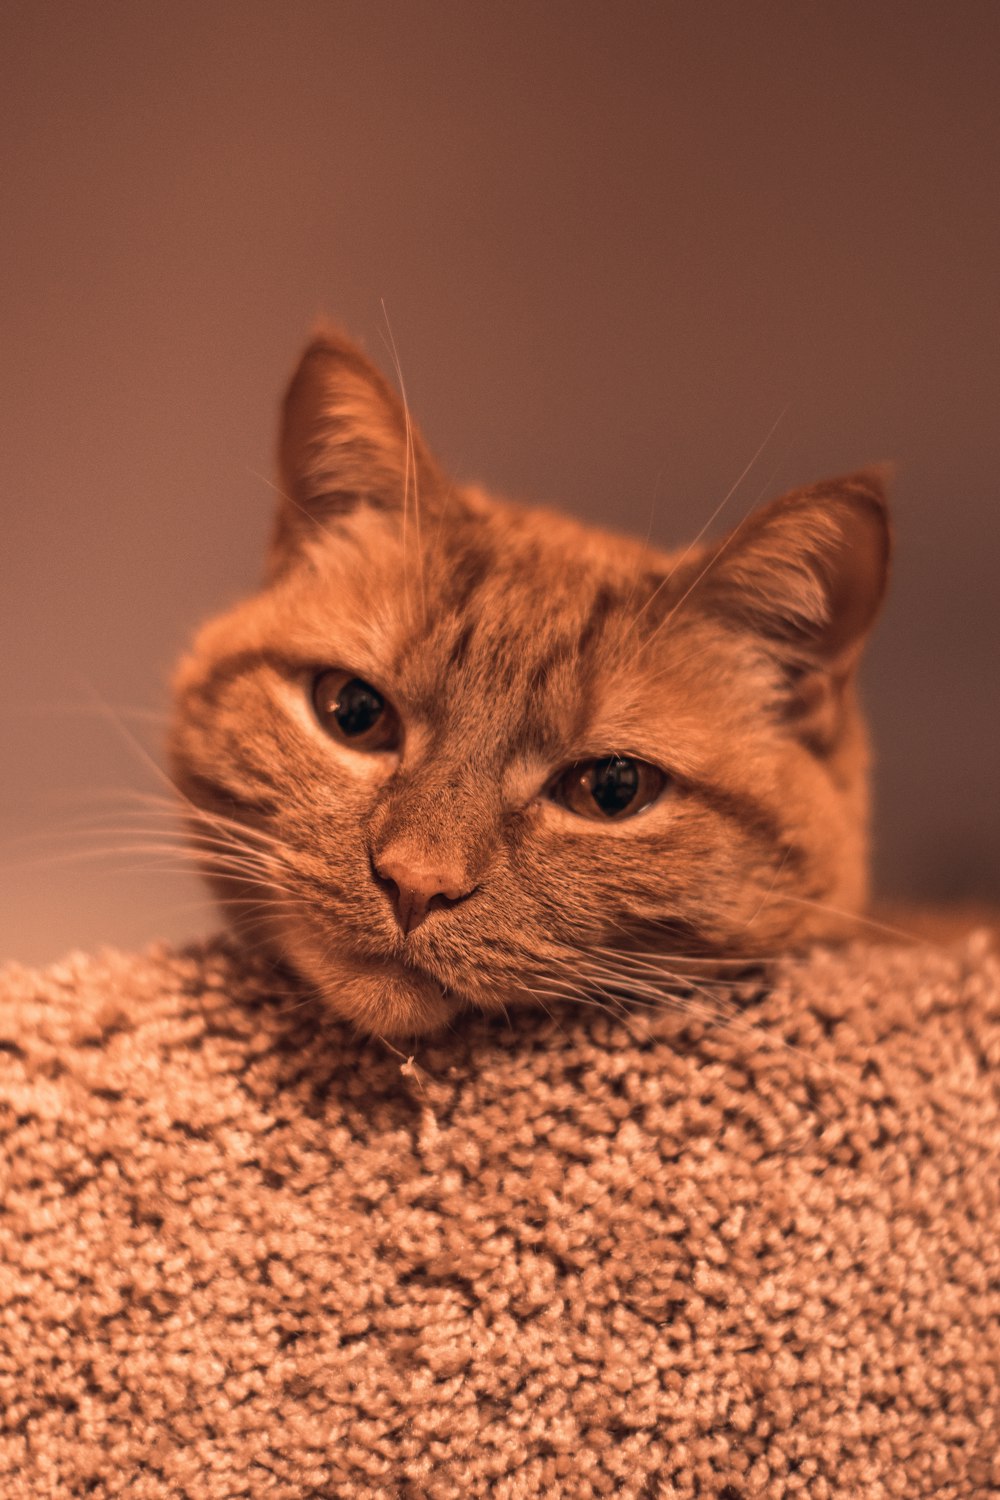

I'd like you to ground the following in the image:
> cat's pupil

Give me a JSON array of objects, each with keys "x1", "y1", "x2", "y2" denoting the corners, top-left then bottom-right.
[
  {"x1": 589, "y1": 757, "x2": 640, "y2": 814},
  {"x1": 333, "y1": 679, "x2": 384, "y2": 736}
]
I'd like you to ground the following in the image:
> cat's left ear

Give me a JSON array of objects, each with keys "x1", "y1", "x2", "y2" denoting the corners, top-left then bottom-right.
[
  {"x1": 703, "y1": 467, "x2": 892, "y2": 745},
  {"x1": 270, "y1": 324, "x2": 443, "y2": 574}
]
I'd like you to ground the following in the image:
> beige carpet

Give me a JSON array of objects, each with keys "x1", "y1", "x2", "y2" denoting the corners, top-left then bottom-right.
[{"x1": 1, "y1": 933, "x2": 998, "y2": 1499}]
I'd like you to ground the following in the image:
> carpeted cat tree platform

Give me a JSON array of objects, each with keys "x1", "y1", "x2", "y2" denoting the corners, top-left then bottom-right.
[{"x1": 1, "y1": 934, "x2": 998, "y2": 1499}]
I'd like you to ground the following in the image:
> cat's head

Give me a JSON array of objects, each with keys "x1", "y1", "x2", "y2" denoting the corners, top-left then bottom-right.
[{"x1": 169, "y1": 326, "x2": 890, "y2": 1036}]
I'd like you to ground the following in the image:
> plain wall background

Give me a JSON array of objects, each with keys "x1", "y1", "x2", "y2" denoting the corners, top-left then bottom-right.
[{"x1": 2, "y1": 0, "x2": 998, "y2": 966}]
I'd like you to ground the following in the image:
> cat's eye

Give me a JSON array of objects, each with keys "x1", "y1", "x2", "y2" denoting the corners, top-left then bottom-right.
[
  {"x1": 311, "y1": 670, "x2": 400, "y2": 752},
  {"x1": 548, "y1": 756, "x2": 667, "y2": 821}
]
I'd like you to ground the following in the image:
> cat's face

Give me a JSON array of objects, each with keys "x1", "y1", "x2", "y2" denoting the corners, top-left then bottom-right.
[{"x1": 169, "y1": 328, "x2": 890, "y2": 1036}]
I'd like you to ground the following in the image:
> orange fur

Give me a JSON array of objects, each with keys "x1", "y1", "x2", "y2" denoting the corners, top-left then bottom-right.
[{"x1": 169, "y1": 327, "x2": 891, "y2": 1036}]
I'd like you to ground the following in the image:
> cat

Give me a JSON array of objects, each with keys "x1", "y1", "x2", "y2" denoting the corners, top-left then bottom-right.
[{"x1": 168, "y1": 326, "x2": 891, "y2": 1038}]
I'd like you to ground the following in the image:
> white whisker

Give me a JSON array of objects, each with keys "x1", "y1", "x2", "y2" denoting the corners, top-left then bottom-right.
[
  {"x1": 379, "y1": 299, "x2": 426, "y2": 624},
  {"x1": 626, "y1": 406, "x2": 789, "y2": 646}
]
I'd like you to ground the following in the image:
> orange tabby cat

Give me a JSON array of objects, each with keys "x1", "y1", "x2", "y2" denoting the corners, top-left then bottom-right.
[{"x1": 169, "y1": 327, "x2": 890, "y2": 1036}]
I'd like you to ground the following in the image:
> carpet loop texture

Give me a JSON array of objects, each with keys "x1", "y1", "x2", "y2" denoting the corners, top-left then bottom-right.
[{"x1": 1, "y1": 935, "x2": 998, "y2": 1498}]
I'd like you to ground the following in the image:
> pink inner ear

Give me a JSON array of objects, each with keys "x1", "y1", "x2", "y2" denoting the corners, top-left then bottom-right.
[
  {"x1": 279, "y1": 335, "x2": 414, "y2": 513},
  {"x1": 703, "y1": 471, "x2": 891, "y2": 670},
  {"x1": 268, "y1": 326, "x2": 443, "y2": 579},
  {"x1": 814, "y1": 496, "x2": 892, "y2": 665}
]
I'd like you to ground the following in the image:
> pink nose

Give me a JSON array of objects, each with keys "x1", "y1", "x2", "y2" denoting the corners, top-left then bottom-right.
[{"x1": 372, "y1": 848, "x2": 475, "y2": 934}]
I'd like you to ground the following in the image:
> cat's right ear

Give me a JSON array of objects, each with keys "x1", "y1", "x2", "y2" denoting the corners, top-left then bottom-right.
[{"x1": 270, "y1": 325, "x2": 442, "y2": 574}]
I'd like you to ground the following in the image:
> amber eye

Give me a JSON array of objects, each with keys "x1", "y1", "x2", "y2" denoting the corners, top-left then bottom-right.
[
  {"x1": 549, "y1": 756, "x2": 666, "y2": 820},
  {"x1": 311, "y1": 670, "x2": 400, "y2": 751}
]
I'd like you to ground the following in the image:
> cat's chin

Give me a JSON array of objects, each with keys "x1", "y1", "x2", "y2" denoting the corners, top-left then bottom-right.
[
  {"x1": 323, "y1": 960, "x2": 464, "y2": 1038},
  {"x1": 269, "y1": 921, "x2": 463, "y2": 1036}
]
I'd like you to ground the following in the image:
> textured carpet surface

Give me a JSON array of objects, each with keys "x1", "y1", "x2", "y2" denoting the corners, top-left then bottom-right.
[{"x1": 1, "y1": 935, "x2": 998, "y2": 1499}]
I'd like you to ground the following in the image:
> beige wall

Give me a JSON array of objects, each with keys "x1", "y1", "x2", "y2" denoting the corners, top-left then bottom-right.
[{"x1": 2, "y1": 1, "x2": 998, "y2": 965}]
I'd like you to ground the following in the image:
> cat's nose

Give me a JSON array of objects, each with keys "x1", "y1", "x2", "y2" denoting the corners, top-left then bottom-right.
[{"x1": 371, "y1": 846, "x2": 475, "y2": 935}]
